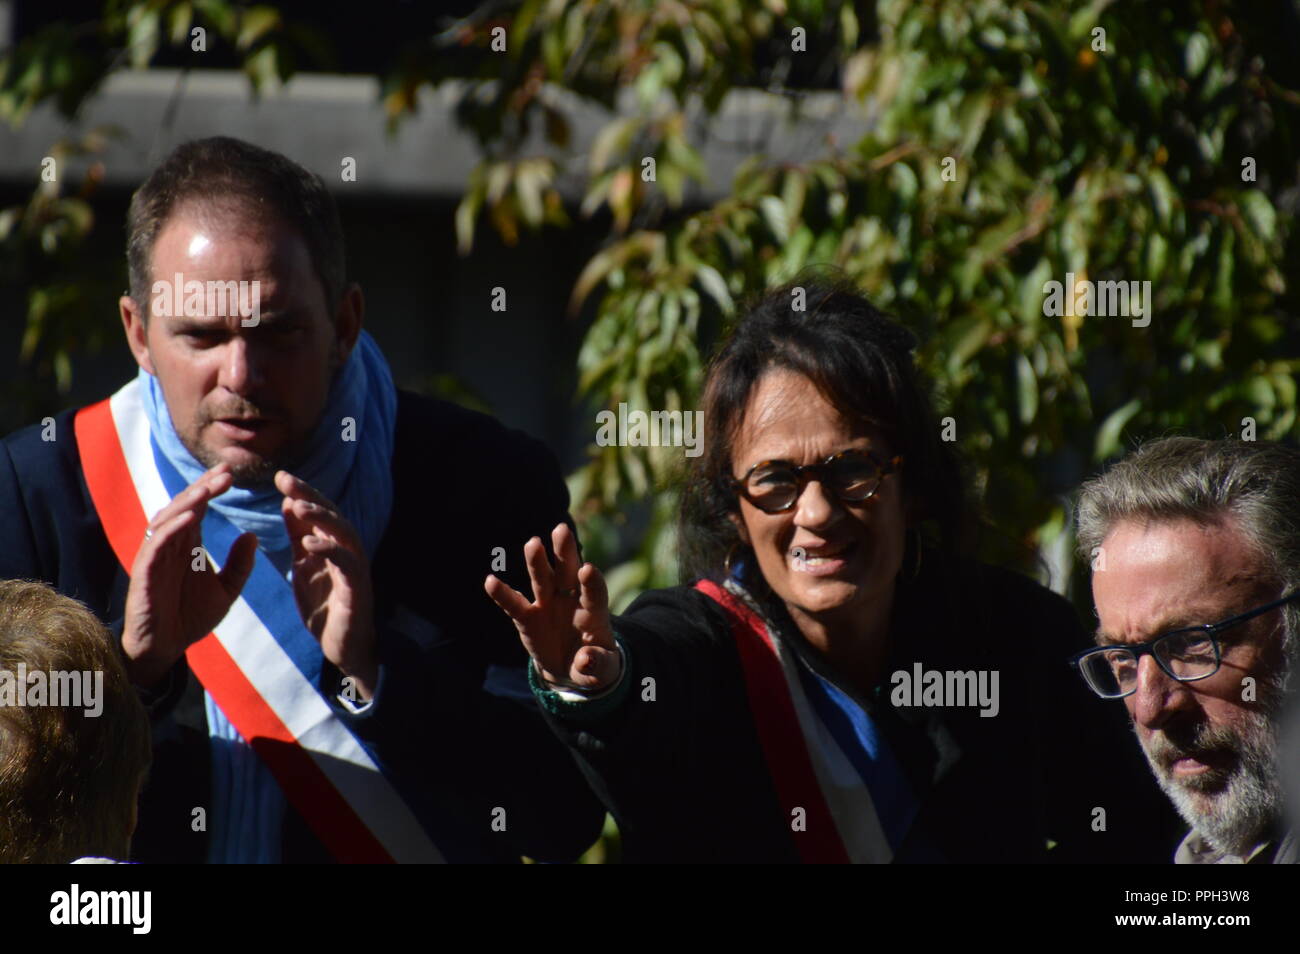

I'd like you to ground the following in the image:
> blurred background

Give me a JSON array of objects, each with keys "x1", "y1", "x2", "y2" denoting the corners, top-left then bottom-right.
[{"x1": 2, "y1": 0, "x2": 1298, "y2": 859}]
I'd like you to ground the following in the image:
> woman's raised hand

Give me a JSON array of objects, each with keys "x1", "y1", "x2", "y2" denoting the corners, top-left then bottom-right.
[{"x1": 484, "y1": 522, "x2": 620, "y2": 692}]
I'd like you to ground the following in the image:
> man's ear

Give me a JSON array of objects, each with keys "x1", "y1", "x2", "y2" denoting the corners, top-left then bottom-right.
[
  {"x1": 120, "y1": 295, "x2": 155, "y2": 376},
  {"x1": 331, "y1": 282, "x2": 364, "y2": 367}
]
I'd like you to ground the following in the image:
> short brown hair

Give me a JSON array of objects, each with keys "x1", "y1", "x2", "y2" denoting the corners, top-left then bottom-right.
[
  {"x1": 0, "y1": 580, "x2": 151, "y2": 863},
  {"x1": 126, "y1": 136, "x2": 346, "y2": 320}
]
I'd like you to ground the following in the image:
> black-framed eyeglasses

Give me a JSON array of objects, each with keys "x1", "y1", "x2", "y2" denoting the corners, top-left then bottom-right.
[
  {"x1": 730, "y1": 448, "x2": 903, "y2": 514},
  {"x1": 1070, "y1": 589, "x2": 1300, "y2": 699}
]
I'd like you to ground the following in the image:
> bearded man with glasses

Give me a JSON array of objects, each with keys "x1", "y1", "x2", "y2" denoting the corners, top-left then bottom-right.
[{"x1": 1075, "y1": 436, "x2": 1300, "y2": 864}]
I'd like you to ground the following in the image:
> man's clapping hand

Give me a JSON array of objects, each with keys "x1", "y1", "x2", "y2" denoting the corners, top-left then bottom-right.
[
  {"x1": 120, "y1": 463, "x2": 379, "y2": 700},
  {"x1": 277, "y1": 471, "x2": 378, "y2": 701},
  {"x1": 121, "y1": 463, "x2": 258, "y2": 688}
]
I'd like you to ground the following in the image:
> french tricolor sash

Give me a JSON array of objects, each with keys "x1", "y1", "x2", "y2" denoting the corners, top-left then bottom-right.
[
  {"x1": 695, "y1": 578, "x2": 917, "y2": 864},
  {"x1": 75, "y1": 379, "x2": 444, "y2": 863}
]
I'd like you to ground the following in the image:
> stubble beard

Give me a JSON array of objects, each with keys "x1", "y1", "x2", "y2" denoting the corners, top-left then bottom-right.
[
  {"x1": 182, "y1": 408, "x2": 314, "y2": 488},
  {"x1": 191, "y1": 442, "x2": 281, "y2": 487}
]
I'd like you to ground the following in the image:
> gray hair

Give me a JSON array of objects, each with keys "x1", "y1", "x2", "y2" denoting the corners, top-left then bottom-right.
[{"x1": 1076, "y1": 436, "x2": 1300, "y2": 681}]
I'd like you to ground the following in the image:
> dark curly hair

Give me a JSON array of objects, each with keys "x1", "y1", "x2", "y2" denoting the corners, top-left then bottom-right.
[{"x1": 678, "y1": 279, "x2": 972, "y2": 597}]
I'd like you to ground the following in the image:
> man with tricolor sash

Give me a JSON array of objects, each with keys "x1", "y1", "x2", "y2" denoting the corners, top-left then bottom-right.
[{"x1": 0, "y1": 136, "x2": 604, "y2": 863}]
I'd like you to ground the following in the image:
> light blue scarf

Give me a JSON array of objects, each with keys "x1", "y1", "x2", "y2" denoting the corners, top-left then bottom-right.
[
  {"x1": 140, "y1": 330, "x2": 398, "y2": 863},
  {"x1": 140, "y1": 329, "x2": 397, "y2": 574}
]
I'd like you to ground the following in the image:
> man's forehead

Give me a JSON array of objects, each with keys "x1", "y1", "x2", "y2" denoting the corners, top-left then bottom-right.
[
  {"x1": 1100, "y1": 516, "x2": 1258, "y2": 573},
  {"x1": 154, "y1": 201, "x2": 312, "y2": 266},
  {"x1": 1092, "y1": 516, "x2": 1271, "y2": 642},
  {"x1": 155, "y1": 221, "x2": 298, "y2": 266},
  {"x1": 149, "y1": 212, "x2": 326, "y2": 319},
  {"x1": 159, "y1": 306, "x2": 300, "y2": 329}
]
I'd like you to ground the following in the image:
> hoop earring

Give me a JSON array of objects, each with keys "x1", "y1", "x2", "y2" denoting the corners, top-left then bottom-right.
[{"x1": 904, "y1": 528, "x2": 923, "y2": 582}]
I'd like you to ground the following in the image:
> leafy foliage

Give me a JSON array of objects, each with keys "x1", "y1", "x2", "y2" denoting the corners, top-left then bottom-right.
[
  {"x1": 2, "y1": 0, "x2": 1297, "y2": 608},
  {"x1": 0, "y1": 129, "x2": 121, "y2": 423},
  {"x1": 434, "y1": 0, "x2": 1300, "y2": 602}
]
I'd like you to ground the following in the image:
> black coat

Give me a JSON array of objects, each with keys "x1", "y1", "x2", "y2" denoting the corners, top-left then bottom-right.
[
  {"x1": 539, "y1": 556, "x2": 1184, "y2": 863},
  {"x1": 0, "y1": 389, "x2": 605, "y2": 863}
]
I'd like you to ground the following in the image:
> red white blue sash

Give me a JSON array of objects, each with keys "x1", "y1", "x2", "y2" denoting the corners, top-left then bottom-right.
[
  {"x1": 695, "y1": 578, "x2": 907, "y2": 864},
  {"x1": 75, "y1": 379, "x2": 444, "y2": 863}
]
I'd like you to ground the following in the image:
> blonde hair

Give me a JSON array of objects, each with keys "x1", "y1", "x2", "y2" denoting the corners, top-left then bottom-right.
[{"x1": 0, "y1": 580, "x2": 151, "y2": 863}]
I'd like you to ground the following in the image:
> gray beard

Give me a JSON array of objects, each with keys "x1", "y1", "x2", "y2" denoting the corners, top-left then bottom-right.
[{"x1": 1139, "y1": 694, "x2": 1283, "y2": 858}]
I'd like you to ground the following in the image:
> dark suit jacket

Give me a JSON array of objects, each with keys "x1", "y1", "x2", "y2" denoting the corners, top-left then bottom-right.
[
  {"x1": 0, "y1": 389, "x2": 605, "y2": 863},
  {"x1": 538, "y1": 555, "x2": 1184, "y2": 863}
]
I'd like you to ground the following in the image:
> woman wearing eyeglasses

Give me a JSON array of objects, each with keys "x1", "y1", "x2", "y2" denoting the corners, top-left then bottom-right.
[{"x1": 486, "y1": 281, "x2": 1178, "y2": 863}]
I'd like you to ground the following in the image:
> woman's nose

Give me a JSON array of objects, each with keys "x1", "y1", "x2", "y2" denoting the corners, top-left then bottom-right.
[{"x1": 793, "y1": 479, "x2": 841, "y2": 529}]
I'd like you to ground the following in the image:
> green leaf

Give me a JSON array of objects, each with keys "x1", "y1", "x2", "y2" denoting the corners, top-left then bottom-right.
[
  {"x1": 237, "y1": 8, "x2": 281, "y2": 51},
  {"x1": 603, "y1": 559, "x2": 650, "y2": 615},
  {"x1": 1145, "y1": 232, "x2": 1168, "y2": 280},
  {"x1": 658, "y1": 163, "x2": 685, "y2": 205},
  {"x1": 1239, "y1": 191, "x2": 1276, "y2": 245},
  {"x1": 572, "y1": 246, "x2": 622, "y2": 311},
  {"x1": 758, "y1": 195, "x2": 789, "y2": 243},
  {"x1": 1015, "y1": 352, "x2": 1038, "y2": 425},
  {"x1": 243, "y1": 44, "x2": 279, "y2": 92},
  {"x1": 664, "y1": 132, "x2": 705, "y2": 182},
  {"x1": 1094, "y1": 399, "x2": 1142, "y2": 460},
  {"x1": 695, "y1": 265, "x2": 733, "y2": 313},
  {"x1": 1272, "y1": 371, "x2": 1296, "y2": 412},
  {"x1": 53, "y1": 198, "x2": 92, "y2": 236},
  {"x1": 590, "y1": 118, "x2": 638, "y2": 175},
  {"x1": 1244, "y1": 375, "x2": 1275, "y2": 411},
  {"x1": 54, "y1": 349, "x2": 71, "y2": 393},
  {"x1": 1193, "y1": 338, "x2": 1223, "y2": 370},
  {"x1": 514, "y1": 161, "x2": 546, "y2": 226},
  {"x1": 1147, "y1": 169, "x2": 1175, "y2": 228},
  {"x1": 485, "y1": 162, "x2": 513, "y2": 204},
  {"x1": 777, "y1": 225, "x2": 815, "y2": 279},
  {"x1": 512, "y1": 0, "x2": 543, "y2": 58},
  {"x1": 194, "y1": 0, "x2": 236, "y2": 35},
  {"x1": 127, "y1": 8, "x2": 162, "y2": 68},
  {"x1": 944, "y1": 315, "x2": 993, "y2": 379},
  {"x1": 958, "y1": 92, "x2": 993, "y2": 156},
  {"x1": 169, "y1": 3, "x2": 194, "y2": 45},
  {"x1": 541, "y1": 25, "x2": 565, "y2": 77},
  {"x1": 454, "y1": 188, "x2": 482, "y2": 256},
  {"x1": 1184, "y1": 32, "x2": 1211, "y2": 78},
  {"x1": 624, "y1": 445, "x2": 649, "y2": 496},
  {"x1": 781, "y1": 170, "x2": 807, "y2": 227}
]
